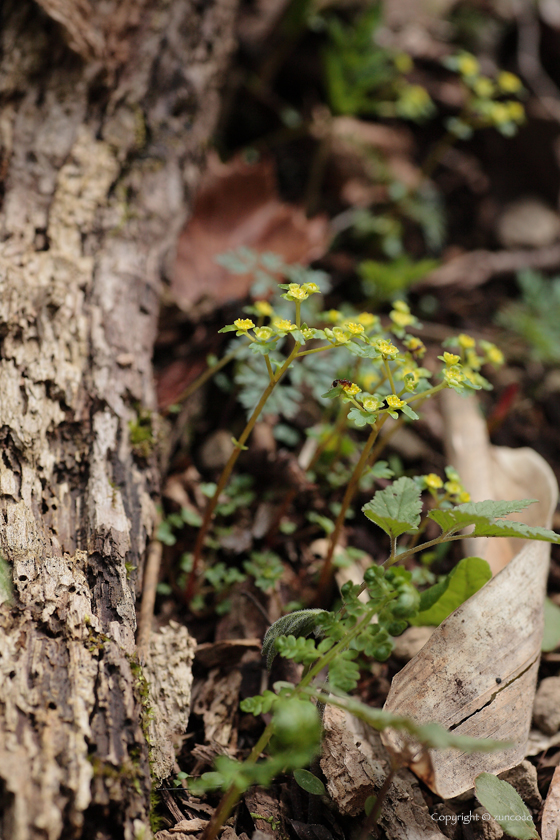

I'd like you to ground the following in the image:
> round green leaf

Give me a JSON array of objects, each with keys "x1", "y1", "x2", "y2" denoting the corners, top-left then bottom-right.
[{"x1": 293, "y1": 769, "x2": 326, "y2": 796}]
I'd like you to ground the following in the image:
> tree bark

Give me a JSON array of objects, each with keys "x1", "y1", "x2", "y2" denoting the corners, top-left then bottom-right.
[{"x1": 0, "y1": 1, "x2": 238, "y2": 837}]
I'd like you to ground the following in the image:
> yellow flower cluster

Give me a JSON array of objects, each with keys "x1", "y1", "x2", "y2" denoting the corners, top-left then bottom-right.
[
  {"x1": 234, "y1": 318, "x2": 255, "y2": 331},
  {"x1": 376, "y1": 339, "x2": 400, "y2": 359}
]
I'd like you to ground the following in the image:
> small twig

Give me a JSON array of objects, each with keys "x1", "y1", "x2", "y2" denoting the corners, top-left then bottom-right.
[
  {"x1": 136, "y1": 513, "x2": 163, "y2": 663},
  {"x1": 359, "y1": 763, "x2": 397, "y2": 840}
]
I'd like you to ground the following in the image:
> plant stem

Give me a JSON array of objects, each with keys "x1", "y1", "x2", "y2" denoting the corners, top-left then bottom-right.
[
  {"x1": 316, "y1": 415, "x2": 388, "y2": 602},
  {"x1": 186, "y1": 341, "x2": 301, "y2": 600},
  {"x1": 359, "y1": 764, "x2": 397, "y2": 840}
]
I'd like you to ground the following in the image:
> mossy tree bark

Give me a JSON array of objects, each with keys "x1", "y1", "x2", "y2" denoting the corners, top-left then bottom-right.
[{"x1": 0, "y1": 1, "x2": 237, "y2": 837}]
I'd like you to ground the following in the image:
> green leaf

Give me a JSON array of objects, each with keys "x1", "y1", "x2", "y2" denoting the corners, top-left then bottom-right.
[
  {"x1": 400, "y1": 403, "x2": 420, "y2": 421},
  {"x1": 474, "y1": 773, "x2": 539, "y2": 839},
  {"x1": 311, "y1": 689, "x2": 510, "y2": 754},
  {"x1": 362, "y1": 477, "x2": 422, "y2": 538},
  {"x1": 428, "y1": 498, "x2": 560, "y2": 544},
  {"x1": 293, "y1": 769, "x2": 326, "y2": 796},
  {"x1": 543, "y1": 598, "x2": 560, "y2": 652},
  {"x1": 411, "y1": 557, "x2": 492, "y2": 626},
  {"x1": 262, "y1": 610, "x2": 328, "y2": 668}
]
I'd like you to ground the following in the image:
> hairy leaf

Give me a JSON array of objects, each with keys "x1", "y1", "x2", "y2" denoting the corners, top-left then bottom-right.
[
  {"x1": 362, "y1": 476, "x2": 422, "y2": 538},
  {"x1": 262, "y1": 609, "x2": 328, "y2": 669}
]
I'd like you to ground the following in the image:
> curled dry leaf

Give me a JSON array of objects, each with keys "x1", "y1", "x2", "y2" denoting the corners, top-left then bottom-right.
[
  {"x1": 171, "y1": 152, "x2": 329, "y2": 312},
  {"x1": 542, "y1": 764, "x2": 560, "y2": 840},
  {"x1": 381, "y1": 393, "x2": 558, "y2": 798}
]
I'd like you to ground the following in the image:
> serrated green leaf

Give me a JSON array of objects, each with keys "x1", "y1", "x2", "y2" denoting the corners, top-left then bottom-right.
[
  {"x1": 428, "y1": 499, "x2": 537, "y2": 534},
  {"x1": 411, "y1": 557, "x2": 491, "y2": 626},
  {"x1": 293, "y1": 769, "x2": 326, "y2": 796},
  {"x1": 475, "y1": 773, "x2": 539, "y2": 839},
  {"x1": 262, "y1": 610, "x2": 328, "y2": 668},
  {"x1": 362, "y1": 477, "x2": 422, "y2": 538},
  {"x1": 543, "y1": 597, "x2": 560, "y2": 652}
]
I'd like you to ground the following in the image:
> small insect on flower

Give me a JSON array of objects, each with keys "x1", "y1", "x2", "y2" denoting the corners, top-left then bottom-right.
[{"x1": 332, "y1": 379, "x2": 352, "y2": 388}]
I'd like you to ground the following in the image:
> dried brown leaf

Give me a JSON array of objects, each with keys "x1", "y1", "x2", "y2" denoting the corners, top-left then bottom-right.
[{"x1": 171, "y1": 153, "x2": 329, "y2": 312}]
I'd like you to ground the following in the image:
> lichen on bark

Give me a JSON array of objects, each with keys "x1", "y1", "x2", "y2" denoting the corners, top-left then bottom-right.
[{"x1": 0, "y1": 0, "x2": 238, "y2": 836}]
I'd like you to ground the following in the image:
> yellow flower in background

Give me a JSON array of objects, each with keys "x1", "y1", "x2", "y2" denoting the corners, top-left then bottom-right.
[
  {"x1": 325, "y1": 309, "x2": 342, "y2": 323},
  {"x1": 357, "y1": 312, "x2": 378, "y2": 328},
  {"x1": 254, "y1": 300, "x2": 273, "y2": 317},
  {"x1": 466, "y1": 350, "x2": 482, "y2": 370},
  {"x1": 473, "y1": 76, "x2": 494, "y2": 98},
  {"x1": 234, "y1": 318, "x2": 255, "y2": 331},
  {"x1": 497, "y1": 71, "x2": 522, "y2": 93},
  {"x1": 390, "y1": 309, "x2": 415, "y2": 328},
  {"x1": 489, "y1": 102, "x2": 510, "y2": 125},
  {"x1": 386, "y1": 395, "x2": 405, "y2": 409},
  {"x1": 457, "y1": 333, "x2": 476, "y2": 349},
  {"x1": 457, "y1": 53, "x2": 480, "y2": 77},
  {"x1": 394, "y1": 52, "x2": 413, "y2": 74},
  {"x1": 459, "y1": 491, "x2": 471, "y2": 503},
  {"x1": 485, "y1": 344, "x2": 504, "y2": 365},
  {"x1": 404, "y1": 336, "x2": 426, "y2": 358},
  {"x1": 425, "y1": 473, "x2": 443, "y2": 489},
  {"x1": 506, "y1": 101, "x2": 524, "y2": 123},
  {"x1": 445, "y1": 481, "x2": 463, "y2": 496}
]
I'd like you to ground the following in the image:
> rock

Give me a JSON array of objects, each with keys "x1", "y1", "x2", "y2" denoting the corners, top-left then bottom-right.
[
  {"x1": 496, "y1": 197, "x2": 560, "y2": 249},
  {"x1": 470, "y1": 807, "x2": 503, "y2": 839},
  {"x1": 498, "y1": 760, "x2": 542, "y2": 810},
  {"x1": 533, "y1": 676, "x2": 560, "y2": 734},
  {"x1": 198, "y1": 429, "x2": 235, "y2": 471},
  {"x1": 392, "y1": 625, "x2": 435, "y2": 661},
  {"x1": 431, "y1": 803, "x2": 462, "y2": 839}
]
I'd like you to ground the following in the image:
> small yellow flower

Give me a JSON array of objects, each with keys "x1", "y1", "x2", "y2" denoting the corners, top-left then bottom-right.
[
  {"x1": 386, "y1": 395, "x2": 405, "y2": 409},
  {"x1": 425, "y1": 473, "x2": 443, "y2": 490},
  {"x1": 302, "y1": 282, "x2": 320, "y2": 294},
  {"x1": 332, "y1": 327, "x2": 350, "y2": 344},
  {"x1": 234, "y1": 318, "x2": 255, "y2": 331},
  {"x1": 301, "y1": 327, "x2": 316, "y2": 340},
  {"x1": 346, "y1": 322, "x2": 365, "y2": 335},
  {"x1": 445, "y1": 480, "x2": 463, "y2": 496},
  {"x1": 393, "y1": 301, "x2": 410, "y2": 313},
  {"x1": 362, "y1": 396, "x2": 381, "y2": 412},
  {"x1": 442, "y1": 352, "x2": 460, "y2": 365},
  {"x1": 459, "y1": 491, "x2": 471, "y2": 503},
  {"x1": 390, "y1": 310, "x2": 415, "y2": 328},
  {"x1": 457, "y1": 53, "x2": 480, "y2": 78},
  {"x1": 403, "y1": 370, "x2": 420, "y2": 391},
  {"x1": 254, "y1": 326, "x2": 273, "y2": 341},
  {"x1": 287, "y1": 283, "x2": 309, "y2": 301},
  {"x1": 274, "y1": 318, "x2": 296, "y2": 331},
  {"x1": 457, "y1": 333, "x2": 476, "y2": 349},
  {"x1": 484, "y1": 344, "x2": 504, "y2": 365},
  {"x1": 466, "y1": 350, "x2": 482, "y2": 370},
  {"x1": 404, "y1": 336, "x2": 426, "y2": 358},
  {"x1": 473, "y1": 76, "x2": 494, "y2": 98},
  {"x1": 489, "y1": 102, "x2": 510, "y2": 125},
  {"x1": 443, "y1": 367, "x2": 465, "y2": 387},
  {"x1": 497, "y1": 71, "x2": 522, "y2": 94},
  {"x1": 376, "y1": 339, "x2": 400, "y2": 359},
  {"x1": 506, "y1": 100, "x2": 524, "y2": 123},
  {"x1": 254, "y1": 300, "x2": 273, "y2": 317},
  {"x1": 341, "y1": 382, "x2": 361, "y2": 396},
  {"x1": 325, "y1": 309, "x2": 342, "y2": 323},
  {"x1": 357, "y1": 312, "x2": 378, "y2": 328}
]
